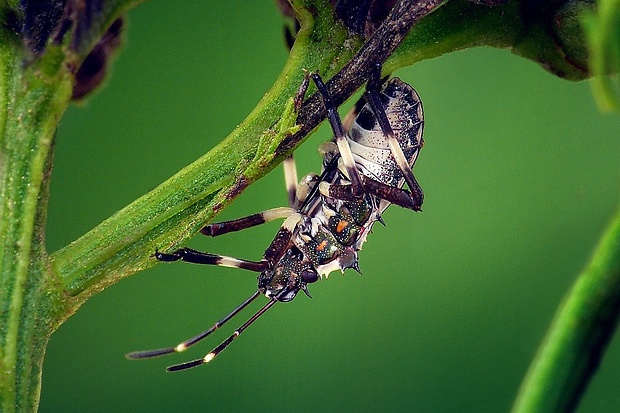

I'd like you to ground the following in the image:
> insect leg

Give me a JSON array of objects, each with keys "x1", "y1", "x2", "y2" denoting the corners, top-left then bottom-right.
[
  {"x1": 360, "y1": 177, "x2": 422, "y2": 210},
  {"x1": 363, "y1": 65, "x2": 424, "y2": 210},
  {"x1": 318, "y1": 178, "x2": 421, "y2": 210},
  {"x1": 154, "y1": 248, "x2": 267, "y2": 272},
  {"x1": 200, "y1": 207, "x2": 295, "y2": 237},
  {"x1": 311, "y1": 73, "x2": 365, "y2": 199},
  {"x1": 262, "y1": 213, "x2": 299, "y2": 263},
  {"x1": 167, "y1": 296, "x2": 279, "y2": 371},
  {"x1": 283, "y1": 71, "x2": 312, "y2": 208},
  {"x1": 126, "y1": 290, "x2": 261, "y2": 361},
  {"x1": 283, "y1": 156, "x2": 299, "y2": 208},
  {"x1": 318, "y1": 181, "x2": 356, "y2": 201}
]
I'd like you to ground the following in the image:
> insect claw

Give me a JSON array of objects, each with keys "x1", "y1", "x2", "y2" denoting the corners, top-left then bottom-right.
[
  {"x1": 301, "y1": 284, "x2": 312, "y2": 298},
  {"x1": 154, "y1": 249, "x2": 183, "y2": 262}
]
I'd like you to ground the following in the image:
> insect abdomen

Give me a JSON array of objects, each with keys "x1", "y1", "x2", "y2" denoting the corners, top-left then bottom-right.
[{"x1": 347, "y1": 78, "x2": 424, "y2": 187}]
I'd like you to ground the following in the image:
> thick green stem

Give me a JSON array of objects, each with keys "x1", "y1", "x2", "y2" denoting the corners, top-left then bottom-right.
[
  {"x1": 512, "y1": 205, "x2": 620, "y2": 412},
  {"x1": 0, "y1": 39, "x2": 74, "y2": 413},
  {"x1": 387, "y1": 0, "x2": 594, "y2": 80}
]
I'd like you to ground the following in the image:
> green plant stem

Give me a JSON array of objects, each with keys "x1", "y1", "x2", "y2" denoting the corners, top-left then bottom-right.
[
  {"x1": 387, "y1": 0, "x2": 594, "y2": 80},
  {"x1": 0, "y1": 41, "x2": 74, "y2": 413},
  {"x1": 512, "y1": 205, "x2": 620, "y2": 413}
]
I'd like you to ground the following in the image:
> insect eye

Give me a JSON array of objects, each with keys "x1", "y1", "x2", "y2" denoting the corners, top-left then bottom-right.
[{"x1": 301, "y1": 268, "x2": 319, "y2": 284}]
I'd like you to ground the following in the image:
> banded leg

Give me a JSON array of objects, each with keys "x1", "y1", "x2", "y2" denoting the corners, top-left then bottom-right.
[
  {"x1": 283, "y1": 71, "x2": 312, "y2": 208},
  {"x1": 283, "y1": 156, "x2": 299, "y2": 208},
  {"x1": 200, "y1": 207, "x2": 295, "y2": 237},
  {"x1": 155, "y1": 248, "x2": 267, "y2": 272},
  {"x1": 318, "y1": 178, "x2": 421, "y2": 210},
  {"x1": 318, "y1": 181, "x2": 356, "y2": 202},
  {"x1": 262, "y1": 212, "x2": 300, "y2": 263},
  {"x1": 365, "y1": 65, "x2": 423, "y2": 210},
  {"x1": 360, "y1": 176, "x2": 422, "y2": 210},
  {"x1": 311, "y1": 73, "x2": 365, "y2": 199}
]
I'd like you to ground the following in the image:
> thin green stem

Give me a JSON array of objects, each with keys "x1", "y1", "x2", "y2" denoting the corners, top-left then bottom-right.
[
  {"x1": 582, "y1": 0, "x2": 620, "y2": 111},
  {"x1": 512, "y1": 205, "x2": 620, "y2": 412}
]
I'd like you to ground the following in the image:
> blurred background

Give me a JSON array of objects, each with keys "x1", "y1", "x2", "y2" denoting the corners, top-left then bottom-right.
[{"x1": 41, "y1": 1, "x2": 619, "y2": 412}]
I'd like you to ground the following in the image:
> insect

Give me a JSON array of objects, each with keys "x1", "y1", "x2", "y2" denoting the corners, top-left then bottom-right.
[{"x1": 127, "y1": 65, "x2": 425, "y2": 371}]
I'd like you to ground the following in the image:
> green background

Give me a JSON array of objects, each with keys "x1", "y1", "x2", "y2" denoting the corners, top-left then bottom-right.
[{"x1": 40, "y1": 1, "x2": 619, "y2": 412}]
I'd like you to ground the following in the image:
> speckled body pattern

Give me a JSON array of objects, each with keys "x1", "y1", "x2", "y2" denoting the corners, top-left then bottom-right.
[{"x1": 260, "y1": 77, "x2": 424, "y2": 301}]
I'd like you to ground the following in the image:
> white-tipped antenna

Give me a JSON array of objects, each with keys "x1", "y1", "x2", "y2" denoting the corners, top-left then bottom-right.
[
  {"x1": 166, "y1": 297, "x2": 278, "y2": 372},
  {"x1": 126, "y1": 291, "x2": 261, "y2": 362}
]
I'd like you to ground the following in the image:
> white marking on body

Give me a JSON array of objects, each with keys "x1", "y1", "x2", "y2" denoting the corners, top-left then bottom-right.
[
  {"x1": 318, "y1": 182, "x2": 331, "y2": 197},
  {"x1": 316, "y1": 260, "x2": 346, "y2": 278},
  {"x1": 282, "y1": 213, "x2": 302, "y2": 231},
  {"x1": 296, "y1": 173, "x2": 318, "y2": 204},
  {"x1": 175, "y1": 343, "x2": 187, "y2": 352},
  {"x1": 321, "y1": 203, "x2": 336, "y2": 219}
]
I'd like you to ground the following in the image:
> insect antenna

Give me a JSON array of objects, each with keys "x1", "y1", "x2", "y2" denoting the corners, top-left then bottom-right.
[
  {"x1": 167, "y1": 296, "x2": 280, "y2": 371},
  {"x1": 126, "y1": 290, "x2": 261, "y2": 361}
]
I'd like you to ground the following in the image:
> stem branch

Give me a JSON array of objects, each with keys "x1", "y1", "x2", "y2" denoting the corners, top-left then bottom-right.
[{"x1": 512, "y1": 205, "x2": 620, "y2": 412}]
